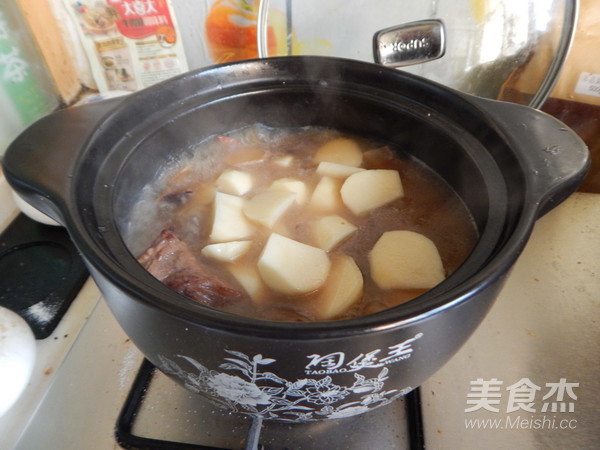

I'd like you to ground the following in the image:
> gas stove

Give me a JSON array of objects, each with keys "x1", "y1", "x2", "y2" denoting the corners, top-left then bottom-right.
[{"x1": 1, "y1": 171, "x2": 599, "y2": 449}]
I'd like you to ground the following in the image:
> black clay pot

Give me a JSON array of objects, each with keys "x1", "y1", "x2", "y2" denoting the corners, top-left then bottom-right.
[{"x1": 2, "y1": 57, "x2": 589, "y2": 422}]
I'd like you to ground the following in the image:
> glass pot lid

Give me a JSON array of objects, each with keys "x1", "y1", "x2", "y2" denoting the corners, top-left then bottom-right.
[{"x1": 256, "y1": 0, "x2": 578, "y2": 108}]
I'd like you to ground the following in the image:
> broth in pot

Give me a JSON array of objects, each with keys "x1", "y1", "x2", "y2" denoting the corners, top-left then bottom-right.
[{"x1": 127, "y1": 125, "x2": 478, "y2": 321}]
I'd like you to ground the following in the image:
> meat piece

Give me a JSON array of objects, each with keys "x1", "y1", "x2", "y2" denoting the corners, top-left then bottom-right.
[{"x1": 138, "y1": 229, "x2": 242, "y2": 307}]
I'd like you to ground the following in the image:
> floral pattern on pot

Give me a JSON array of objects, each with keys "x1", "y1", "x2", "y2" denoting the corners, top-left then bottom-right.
[{"x1": 157, "y1": 349, "x2": 414, "y2": 422}]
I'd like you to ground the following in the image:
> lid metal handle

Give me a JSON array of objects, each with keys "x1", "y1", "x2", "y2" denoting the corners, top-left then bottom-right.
[{"x1": 373, "y1": 19, "x2": 446, "y2": 68}]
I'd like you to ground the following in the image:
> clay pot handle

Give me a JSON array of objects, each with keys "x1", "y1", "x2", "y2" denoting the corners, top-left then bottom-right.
[
  {"x1": 2, "y1": 97, "x2": 125, "y2": 226},
  {"x1": 470, "y1": 96, "x2": 590, "y2": 217}
]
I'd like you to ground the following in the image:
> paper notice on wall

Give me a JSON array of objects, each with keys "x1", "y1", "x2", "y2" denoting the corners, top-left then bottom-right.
[
  {"x1": 575, "y1": 72, "x2": 600, "y2": 100},
  {"x1": 63, "y1": 0, "x2": 188, "y2": 93}
]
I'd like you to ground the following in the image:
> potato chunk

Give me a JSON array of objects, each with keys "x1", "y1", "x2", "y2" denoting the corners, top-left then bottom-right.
[
  {"x1": 272, "y1": 155, "x2": 294, "y2": 167},
  {"x1": 243, "y1": 190, "x2": 297, "y2": 228},
  {"x1": 309, "y1": 176, "x2": 342, "y2": 212},
  {"x1": 313, "y1": 137, "x2": 363, "y2": 167},
  {"x1": 341, "y1": 169, "x2": 403, "y2": 215},
  {"x1": 316, "y1": 161, "x2": 365, "y2": 178},
  {"x1": 258, "y1": 233, "x2": 330, "y2": 295},
  {"x1": 313, "y1": 215, "x2": 358, "y2": 251},
  {"x1": 228, "y1": 264, "x2": 268, "y2": 304},
  {"x1": 270, "y1": 178, "x2": 309, "y2": 204},
  {"x1": 209, "y1": 192, "x2": 254, "y2": 242},
  {"x1": 201, "y1": 241, "x2": 252, "y2": 262},
  {"x1": 215, "y1": 169, "x2": 253, "y2": 196},
  {"x1": 313, "y1": 254, "x2": 363, "y2": 320},
  {"x1": 369, "y1": 230, "x2": 445, "y2": 289}
]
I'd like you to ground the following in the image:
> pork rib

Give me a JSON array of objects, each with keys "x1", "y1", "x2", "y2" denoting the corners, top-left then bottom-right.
[{"x1": 138, "y1": 229, "x2": 242, "y2": 307}]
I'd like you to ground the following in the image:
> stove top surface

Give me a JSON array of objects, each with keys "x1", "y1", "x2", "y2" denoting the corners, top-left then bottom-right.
[{"x1": 0, "y1": 214, "x2": 88, "y2": 339}]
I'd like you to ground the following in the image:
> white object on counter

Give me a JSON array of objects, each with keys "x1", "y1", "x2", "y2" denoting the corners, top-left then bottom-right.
[
  {"x1": 11, "y1": 192, "x2": 59, "y2": 227},
  {"x1": 0, "y1": 170, "x2": 18, "y2": 230},
  {"x1": 0, "y1": 307, "x2": 36, "y2": 417}
]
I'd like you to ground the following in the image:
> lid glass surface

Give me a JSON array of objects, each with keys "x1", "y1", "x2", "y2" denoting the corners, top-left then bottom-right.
[{"x1": 257, "y1": 0, "x2": 577, "y2": 108}]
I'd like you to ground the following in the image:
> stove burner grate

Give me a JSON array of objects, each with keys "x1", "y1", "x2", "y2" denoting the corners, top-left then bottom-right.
[{"x1": 116, "y1": 359, "x2": 425, "y2": 450}]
